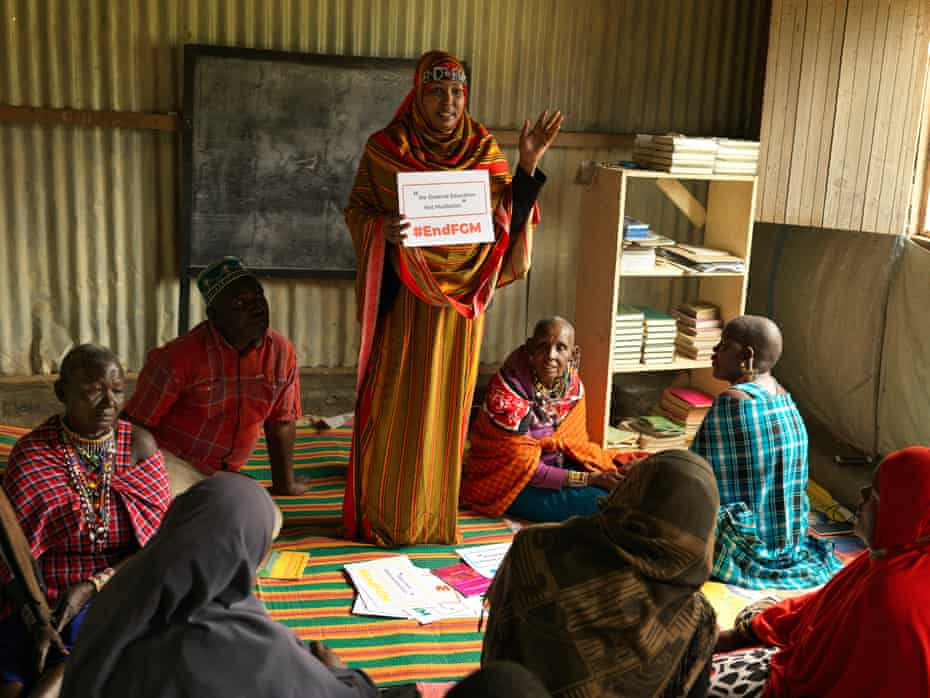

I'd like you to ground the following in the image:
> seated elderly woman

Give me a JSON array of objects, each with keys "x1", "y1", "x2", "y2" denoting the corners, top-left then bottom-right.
[
  {"x1": 0, "y1": 345, "x2": 171, "y2": 698},
  {"x1": 690, "y1": 315, "x2": 841, "y2": 590},
  {"x1": 460, "y1": 317, "x2": 646, "y2": 522},
  {"x1": 60, "y1": 473, "x2": 378, "y2": 698},
  {"x1": 707, "y1": 447, "x2": 930, "y2": 697},
  {"x1": 482, "y1": 450, "x2": 721, "y2": 698}
]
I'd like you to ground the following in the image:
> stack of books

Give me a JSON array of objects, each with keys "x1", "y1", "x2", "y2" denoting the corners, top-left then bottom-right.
[
  {"x1": 630, "y1": 415, "x2": 687, "y2": 450},
  {"x1": 606, "y1": 424, "x2": 640, "y2": 449},
  {"x1": 620, "y1": 243, "x2": 656, "y2": 273},
  {"x1": 623, "y1": 216, "x2": 651, "y2": 240},
  {"x1": 656, "y1": 244, "x2": 745, "y2": 273},
  {"x1": 659, "y1": 387, "x2": 713, "y2": 444},
  {"x1": 613, "y1": 306, "x2": 645, "y2": 369},
  {"x1": 639, "y1": 307, "x2": 677, "y2": 365},
  {"x1": 621, "y1": 216, "x2": 659, "y2": 273},
  {"x1": 673, "y1": 301, "x2": 723, "y2": 360},
  {"x1": 634, "y1": 134, "x2": 718, "y2": 175},
  {"x1": 715, "y1": 139, "x2": 761, "y2": 175}
]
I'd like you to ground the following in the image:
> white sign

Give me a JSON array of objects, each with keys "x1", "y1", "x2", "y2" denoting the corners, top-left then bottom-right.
[{"x1": 397, "y1": 170, "x2": 495, "y2": 247}]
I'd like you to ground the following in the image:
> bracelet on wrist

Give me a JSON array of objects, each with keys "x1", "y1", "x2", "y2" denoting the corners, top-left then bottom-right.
[{"x1": 567, "y1": 471, "x2": 590, "y2": 488}]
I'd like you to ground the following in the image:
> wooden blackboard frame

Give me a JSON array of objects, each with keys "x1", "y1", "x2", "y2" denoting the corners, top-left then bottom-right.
[{"x1": 178, "y1": 44, "x2": 418, "y2": 333}]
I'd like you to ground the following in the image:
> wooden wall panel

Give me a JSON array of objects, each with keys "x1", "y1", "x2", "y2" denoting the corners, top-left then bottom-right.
[{"x1": 759, "y1": 0, "x2": 930, "y2": 235}]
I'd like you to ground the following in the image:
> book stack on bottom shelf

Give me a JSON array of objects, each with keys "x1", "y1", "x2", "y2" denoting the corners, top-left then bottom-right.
[
  {"x1": 640, "y1": 307, "x2": 677, "y2": 365},
  {"x1": 614, "y1": 307, "x2": 645, "y2": 369},
  {"x1": 674, "y1": 302, "x2": 723, "y2": 360},
  {"x1": 629, "y1": 415, "x2": 687, "y2": 450},
  {"x1": 606, "y1": 424, "x2": 640, "y2": 449},
  {"x1": 659, "y1": 387, "x2": 713, "y2": 445}
]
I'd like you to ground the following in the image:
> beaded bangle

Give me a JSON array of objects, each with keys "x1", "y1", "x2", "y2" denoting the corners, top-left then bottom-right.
[
  {"x1": 89, "y1": 567, "x2": 116, "y2": 593},
  {"x1": 567, "y1": 471, "x2": 590, "y2": 488}
]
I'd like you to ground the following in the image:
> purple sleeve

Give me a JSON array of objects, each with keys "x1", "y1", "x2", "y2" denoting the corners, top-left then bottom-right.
[{"x1": 527, "y1": 461, "x2": 566, "y2": 490}]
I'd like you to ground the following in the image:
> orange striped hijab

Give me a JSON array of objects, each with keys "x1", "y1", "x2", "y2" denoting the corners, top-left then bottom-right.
[{"x1": 373, "y1": 51, "x2": 510, "y2": 198}]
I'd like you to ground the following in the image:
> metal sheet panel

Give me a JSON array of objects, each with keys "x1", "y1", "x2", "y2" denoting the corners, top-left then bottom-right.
[{"x1": 0, "y1": 0, "x2": 767, "y2": 374}]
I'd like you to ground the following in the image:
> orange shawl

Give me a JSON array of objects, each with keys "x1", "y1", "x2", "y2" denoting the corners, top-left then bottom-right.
[
  {"x1": 349, "y1": 51, "x2": 537, "y2": 392},
  {"x1": 461, "y1": 394, "x2": 646, "y2": 517}
]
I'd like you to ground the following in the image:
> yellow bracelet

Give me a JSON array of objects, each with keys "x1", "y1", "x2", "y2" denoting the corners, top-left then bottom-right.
[{"x1": 567, "y1": 471, "x2": 590, "y2": 488}]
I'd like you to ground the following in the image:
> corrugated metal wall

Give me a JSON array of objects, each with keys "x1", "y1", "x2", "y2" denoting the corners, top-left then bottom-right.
[{"x1": 0, "y1": 0, "x2": 768, "y2": 375}]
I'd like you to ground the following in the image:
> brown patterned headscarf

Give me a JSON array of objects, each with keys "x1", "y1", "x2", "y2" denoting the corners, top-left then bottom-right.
[{"x1": 482, "y1": 450, "x2": 720, "y2": 698}]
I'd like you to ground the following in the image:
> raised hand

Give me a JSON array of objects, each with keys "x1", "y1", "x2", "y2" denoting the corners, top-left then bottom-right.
[{"x1": 518, "y1": 110, "x2": 564, "y2": 175}]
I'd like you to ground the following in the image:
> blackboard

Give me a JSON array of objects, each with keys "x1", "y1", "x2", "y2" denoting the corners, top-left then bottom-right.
[
  {"x1": 179, "y1": 45, "x2": 417, "y2": 329},
  {"x1": 182, "y1": 45, "x2": 417, "y2": 275}
]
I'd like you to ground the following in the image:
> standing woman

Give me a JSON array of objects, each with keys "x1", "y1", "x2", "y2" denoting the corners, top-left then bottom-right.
[{"x1": 344, "y1": 50, "x2": 562, "y2": 545}]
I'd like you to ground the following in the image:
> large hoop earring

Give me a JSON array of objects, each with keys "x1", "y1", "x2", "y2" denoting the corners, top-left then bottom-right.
[{"x1": 742, "y1": 346, "x2": 758, "y2": 380}]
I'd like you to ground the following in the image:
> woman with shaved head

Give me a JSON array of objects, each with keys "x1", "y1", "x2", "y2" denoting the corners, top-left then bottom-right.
[
  {"x1": 691, "y1": 315, "x2": 842, "y2": 590},
  {"x1": 461, "y1": 317, "x2": 647, "y2": 522}
]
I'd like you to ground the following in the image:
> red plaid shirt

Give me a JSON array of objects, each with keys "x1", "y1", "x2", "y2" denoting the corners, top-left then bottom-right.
[
  {"x1": 1, "y1": 417, "x2": 171, "y2": 607},
  {"x1": 124, "y1": 322, "x2": 301, "y2": 474}
]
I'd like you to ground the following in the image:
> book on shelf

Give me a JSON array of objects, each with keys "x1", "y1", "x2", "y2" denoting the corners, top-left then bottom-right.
[
  {"x1": 617, "y1": 305, "x2": 645, "y2": 320},
  {"x1": 615, "y1": 326, "x2": 643, "y2": 336},
  {"x1": 667, "y1": 387, "x2": 714, "y2": 408},
  {"x1": 623, "y1": 216, "x2": 651, "y2": 234},
  {"x1": 651, "y1": 135, "x2": 720, "y2": 152},
  {"x1": 660, "y1": 396, "x2": 709, "y2": 425},
  {"x1": 657, "y1": 247, "x2": 745, "y2": 273},
  {"x1": 675, "y1": 334, "x2": 719, "y2": 350},
  {"x1": 620, "y1": 245, "x2": 656, "y2": 273},
  {"x1": 676, "y1": 301, "x2": 721, "y2": 320},
  {"x1": 674, "y1": 342, "x2": 714, "y2": 360},
  {"x1": 674, "y1": 315, "x2": 723, "y2": 330},
  {"x1": 714, "y1": 162, "x2": 758, "y2": 175},
  {"x1": 615, "y1": 328, "x2": 644, "y2": 337},
  {"x1": 637, "y1": 151, "x2": 717, "y2": 166},
  {"x1": 643, "y1": 348, "x2": 676, "y2": 358},
  {"x1": 606, "y1": 425, "x2": 640, "y2": 448},
  {"x1": 676, "y1": 323, "x2": 723, "y2": 338},
  {"x1": 636, "y1": 307, "x2": 677, "y2": 328},
  {"x1": 631, "y1": 415, "x2": 685, "y2": 437},
  {"x1": 716, "y1": 138, "x2": 761, "y2": 151},
  {"x1": 714, "y1": 151, "x2": 759, "y2": 163},
  {"x1": 638, "y1": 433, "x2": 689, "y2": 449},
  {"x1": 668, "y1": 245, "x2": 741, "y2": 264},
  {"x1": 644, "y1": 325, "x2": 678, "y2": 336},
  {"x1": 625, "y1": 232, "x2": 676, "y2": 247}
]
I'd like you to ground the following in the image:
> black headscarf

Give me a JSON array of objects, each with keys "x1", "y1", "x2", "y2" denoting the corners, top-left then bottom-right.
[
  {"x1": 482, "y1": 450, "x2": 720, "y2": 698},
  {"x1": 61, "y1": 473, "x2": 377, "y2": 698}
]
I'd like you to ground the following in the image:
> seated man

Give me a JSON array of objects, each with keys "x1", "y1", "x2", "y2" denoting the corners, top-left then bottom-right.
[
  {"x1": 125, "y1": 257, "x2": 309, "y2": 497},
  {"x1": 691, "y1": 314, "x2": 842, "y2": 589},
  {"x1": 461, "y1": 317, "x2": 646, "y2": 522}
]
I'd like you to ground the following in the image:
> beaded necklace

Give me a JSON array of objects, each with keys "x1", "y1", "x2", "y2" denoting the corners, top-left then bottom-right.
[
  {"x1": 59, "y1": 419, "x2": 115, "y2": 548},
  {"x1": 532, "y1": 372, "x2": 566, "y2": 423}
]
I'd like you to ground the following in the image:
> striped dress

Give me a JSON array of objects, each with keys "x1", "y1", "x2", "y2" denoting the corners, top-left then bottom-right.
[
  {"x1": 342, "y1": 51, "x2": 540, "y2": 546},
  {"x1": 691, "y1": 381, "x2": 843, "y2": 589}
]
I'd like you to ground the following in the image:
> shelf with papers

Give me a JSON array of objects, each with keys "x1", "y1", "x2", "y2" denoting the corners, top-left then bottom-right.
[
  {"x1": 612, "y1": 357, "x2": 712, "y2": 374},
  {"x1": 619, "y1": 262, "x2": 746, "y2": 278}
]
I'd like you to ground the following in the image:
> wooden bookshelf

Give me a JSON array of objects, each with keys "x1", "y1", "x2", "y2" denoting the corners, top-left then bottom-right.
[{"x1": 575, "y1": 166, "x2": 757, "y2": 448}]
